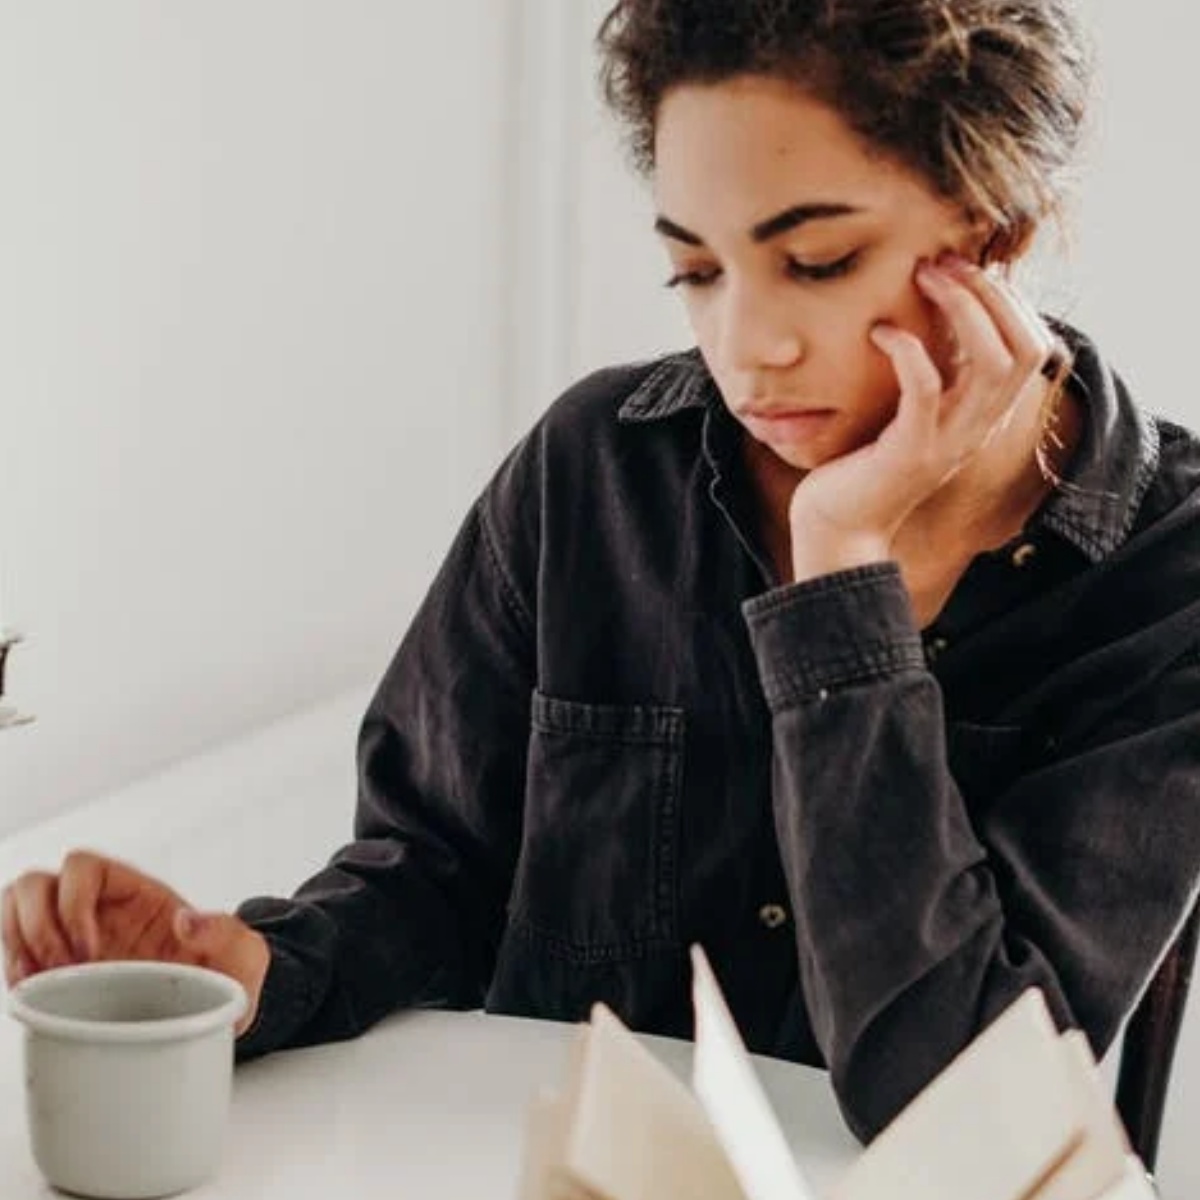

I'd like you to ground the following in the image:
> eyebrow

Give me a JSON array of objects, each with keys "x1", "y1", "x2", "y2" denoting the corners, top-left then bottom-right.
[{"x1": 653, "y1": 202, "x2": 863, "y2": 247}]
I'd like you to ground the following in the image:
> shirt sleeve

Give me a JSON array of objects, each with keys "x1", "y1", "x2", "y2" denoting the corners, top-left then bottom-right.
[
  {"x1": 234, "y1": 474, "x2": 537, "y2": 1061},
  {"x1": 742, "y1": 561, "x2": 1200, "y2": 1142}
]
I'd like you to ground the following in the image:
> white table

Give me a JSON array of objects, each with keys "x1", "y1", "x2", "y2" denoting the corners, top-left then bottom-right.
[{"x1": 0, "y1": 1005, "x2": 859, "y2": 1198}]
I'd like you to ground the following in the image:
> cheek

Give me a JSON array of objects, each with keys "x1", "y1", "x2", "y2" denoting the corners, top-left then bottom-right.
[
  {"x1": 684, "y1": 298, "x2": 721, "y2": 357},
  {"x1": 869, "y1": 267, "x2": 954, "y2": 371}
]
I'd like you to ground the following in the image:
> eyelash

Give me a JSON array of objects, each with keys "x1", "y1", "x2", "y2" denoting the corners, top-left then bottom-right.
[{"x1": 664, "y1": 252, "x2": 860, "y2": 290}]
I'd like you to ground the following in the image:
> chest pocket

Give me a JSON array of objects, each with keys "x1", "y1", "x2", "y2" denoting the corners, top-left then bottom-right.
[{"x1": 508, "y1": 691, "x2": 686, "y2": 959}]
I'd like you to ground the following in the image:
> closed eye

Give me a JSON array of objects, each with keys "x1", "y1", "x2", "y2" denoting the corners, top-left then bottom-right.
[
  {"x1": 665, "y1": 250, "x2": 861, "y2": 290},
  {"x1": 664, "y1": 266, "x2": 721, "y2": 290},
  {"x1": 785, "y1": 251, "x2": 860, "y2": 282}
]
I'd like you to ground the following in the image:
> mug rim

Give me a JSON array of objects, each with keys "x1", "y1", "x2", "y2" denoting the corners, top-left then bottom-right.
[{"x1": 7, "y1": 960, "x2": 248, "y2": 1044}]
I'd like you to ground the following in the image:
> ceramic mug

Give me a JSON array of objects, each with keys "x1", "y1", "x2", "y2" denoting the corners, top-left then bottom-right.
[{"x1": 8, "y1": 960, "x2": 247, "y2": 1199}]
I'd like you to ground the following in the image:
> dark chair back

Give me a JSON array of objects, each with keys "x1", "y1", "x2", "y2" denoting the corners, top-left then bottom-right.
[{"x1": 1116, "y1": 897, "x2": 1200, "y2": 1174}]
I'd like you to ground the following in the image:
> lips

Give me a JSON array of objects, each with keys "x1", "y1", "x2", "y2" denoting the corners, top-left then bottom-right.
[
  {"x1": 740, "y1": 405, "x2": 838, "y2": 446},
  {"x1": 742, "y1": 407, "x2": 834, "y2": 420}
]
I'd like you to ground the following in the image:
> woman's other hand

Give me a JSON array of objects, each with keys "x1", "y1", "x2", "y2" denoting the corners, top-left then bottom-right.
[{"x1": 1, "y1": 851, "x2": 270, "y2": 1036}]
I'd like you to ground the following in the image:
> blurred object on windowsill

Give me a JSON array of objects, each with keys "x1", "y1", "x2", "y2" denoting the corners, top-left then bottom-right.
[{"x1": 0, "y1": 631, "x2": 34, "y2": 730}]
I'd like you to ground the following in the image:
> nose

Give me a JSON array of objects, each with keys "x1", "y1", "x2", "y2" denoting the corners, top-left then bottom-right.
[{"x1": 716, "y1": 279, "x2": 804, "y2": 372}]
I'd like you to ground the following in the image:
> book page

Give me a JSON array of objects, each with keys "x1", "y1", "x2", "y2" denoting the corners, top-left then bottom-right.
[
  {"x1": 564, "y1": 1002, "x2": 747, "y2": 1200},
  {"x1": 691, "y1": 945, "x2": 820, "y2": 1200},
  {"x1": 1092, "y1": 1159, "x2": 1158, "y2": 1200},
  {"x1": 1029, "y1": 1031, "x2": 1128, "y2": 1200},
  {"x1": 831, "y1": 990, "x2": 1085, "y2": 1200}
]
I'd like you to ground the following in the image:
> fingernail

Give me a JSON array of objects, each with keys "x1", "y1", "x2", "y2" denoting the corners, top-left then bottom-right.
[{"x1": 177, "y1": 910, "x2": 205, "y2": 940}]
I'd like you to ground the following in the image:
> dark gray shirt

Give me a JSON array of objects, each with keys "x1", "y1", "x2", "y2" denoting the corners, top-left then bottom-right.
[{"x1": 236, "y1": 320, "x2": 1200, "y2": 1140}]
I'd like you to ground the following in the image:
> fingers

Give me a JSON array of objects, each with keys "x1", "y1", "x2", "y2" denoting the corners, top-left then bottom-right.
[
  {"x1": 911, "y1": 257, "x2": 1064, "y2": 465},
  {"x1": 174, "y1": 912, "x2": 269, "y2": 1036},
  {"x1": 56, "y1": 850, "x2": 110, "y2": 960},
  {"x1": 923, "y1": 256, "x2": 1059, "y2": 388},
  {"x1": 868, "y1": 324, "x2": 941, "y2": 451},
  {"x1": 999, "y1": 280, "x2": 1061, "y2": 364},
  {"x1": 2, "y1": 885, "x2": 33, "y2": 985},
  {"x1": 2, "y1": 851, "x2": 184, "y2": 988},
  {"x1": 915, "y1": 259, "x2": 1012, "y2": 389},
  {"x1": 173, "y1": 908, "x2": 247, "y2": 972},
  {"x1": 2, "y1": 873, "x2": 75, "y2": 984}
]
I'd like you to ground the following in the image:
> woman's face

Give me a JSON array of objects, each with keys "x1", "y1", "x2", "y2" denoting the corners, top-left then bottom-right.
[{"x1": 653, "y1": 75, "x2": 983, "y2": 472}]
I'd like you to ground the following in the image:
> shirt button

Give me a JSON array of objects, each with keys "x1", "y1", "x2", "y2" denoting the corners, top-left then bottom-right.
[
  {"x1": 926, "y1": 636, "x2": 949, "y2": 663},
  {"x1": 758, "y1": 904, "x2": 789, "y2": 930},
  {"x1": 1011, "y1": 542, "x2": 1038, "y2": 568}
]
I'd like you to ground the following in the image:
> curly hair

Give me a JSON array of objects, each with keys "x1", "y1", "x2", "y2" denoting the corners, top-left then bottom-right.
[{"x1": 596, "y1": 0, "x2": 1092, "y2": 263}]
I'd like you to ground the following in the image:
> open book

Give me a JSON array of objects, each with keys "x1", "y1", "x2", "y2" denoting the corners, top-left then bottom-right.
[{"x1": 517, "y1": 946, "x2": 1153, "y2": 1200}]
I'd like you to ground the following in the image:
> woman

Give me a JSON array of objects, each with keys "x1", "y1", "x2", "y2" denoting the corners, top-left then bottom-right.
[{"x1": 5, "y1": 0, "x2": 1200, "y2": 1141}]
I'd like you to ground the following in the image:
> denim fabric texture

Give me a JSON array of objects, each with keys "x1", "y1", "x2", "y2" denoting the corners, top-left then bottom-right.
[{"x1": 236, "y1": 320, "x2": 1200, "y2": 1139}]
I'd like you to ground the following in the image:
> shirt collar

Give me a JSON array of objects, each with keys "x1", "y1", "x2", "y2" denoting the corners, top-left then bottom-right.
[
  {"x1": 617, "y1": 322, "x2": 1160, "y2": 564},
  {"x1": 617, "y1": 348, "x2": 715, "y2": 422},
  {"x1": 1036, "y1": 318, "x2": 1160, "y2": 562}
]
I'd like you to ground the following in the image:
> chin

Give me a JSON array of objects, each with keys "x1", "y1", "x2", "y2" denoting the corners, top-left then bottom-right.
[{"x1": 763, "y1": 436, "x2": 849, "y2": 473}]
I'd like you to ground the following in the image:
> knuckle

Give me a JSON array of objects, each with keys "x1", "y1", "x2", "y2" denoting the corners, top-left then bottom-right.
[
  {"x1": 12, "y1": 869, "x2": 51, "y2": 893},
  {"x1": 1017, "y1": 345, "x2": 1044, "y2": 374},
  {"x1": 912, "y1": 445, "x2": 942, "y2": 481},
  {"x1": 8, "y1": 872, "x2": 53, "y2": 912},
  {"x1": 978, "y1": 363, "x2": 1009, "y2": 391},
  {"x1": 30, "y1": 871, "x2": 56, "y2": 896},
  {"x1": 24, "y1": 918, "x2": 67, "y2": 964},
  {"x1": 61, "y1": 849, "x2": 99, "y2": 876}
]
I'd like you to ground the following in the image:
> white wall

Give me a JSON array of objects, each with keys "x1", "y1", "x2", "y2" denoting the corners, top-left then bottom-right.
[{"x1": 0, "y1": 2, "x2": 515, "y2": 837}]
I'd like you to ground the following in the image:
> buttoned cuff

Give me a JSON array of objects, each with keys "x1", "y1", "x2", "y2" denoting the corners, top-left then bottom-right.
[{"x1": 742, "y1": 563, "x2": 925, "y2": 711}]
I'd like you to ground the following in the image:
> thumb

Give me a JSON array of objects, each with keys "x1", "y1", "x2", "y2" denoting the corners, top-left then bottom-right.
[{"x1": 173, "y1": 908, "x2": 236, "y2": 959}]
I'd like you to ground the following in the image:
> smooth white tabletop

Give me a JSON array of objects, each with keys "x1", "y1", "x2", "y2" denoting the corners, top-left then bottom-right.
[{"x1": 0, "y1": 1005, "x2": 859, "y2": 1198}]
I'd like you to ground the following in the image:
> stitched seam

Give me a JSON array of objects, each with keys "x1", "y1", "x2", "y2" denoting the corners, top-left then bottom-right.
[
  {"x1": 529, "y1": 725, "x2": 682, "y2": 747},
  {"x1": 531, "y1": 695, "x2": 686, "y2": 744},
  {"x1": 505, "y1": 914, "x2": 677, "y2": 964},
  {"x1": 653, "y1": 717, "x2": 683, "y2": 940},
  {"x1": 476, "y1": 500, "x2": 534, "y2": 639},
  {"x1": 618, "y1": 350, "x2": 710, "y2": 421},
  {"x1": 761, "y1": 644, "x2": 926, "y2": 704},
  {"x1": 744, "y1": 563, "x2": 902, "y2": 618}
]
